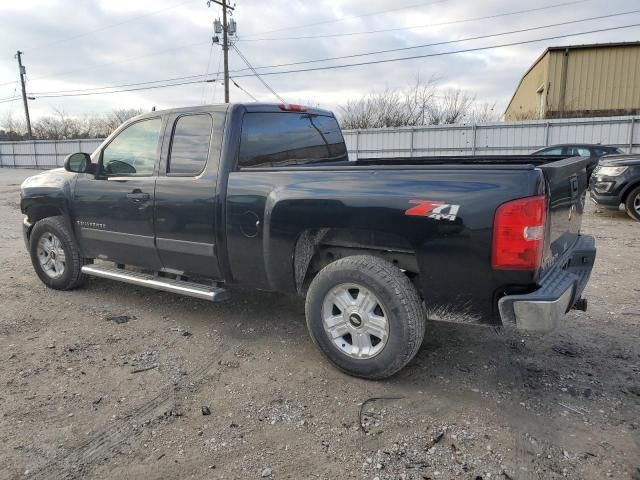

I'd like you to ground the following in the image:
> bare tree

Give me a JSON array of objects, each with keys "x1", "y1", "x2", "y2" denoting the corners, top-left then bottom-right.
[
  {"x1": 0, "y1": 111, "x2": 27, "y2": 140},
  {"x1": 100, "y1": 108, "x2": 144, "y2": 135},
  {"x1": 469, "y1": 102, "x2": 502, "y2": 123},
  {"x1": 1, "y1": 107, "x2": 145, "y2": 141},
  {"x1": 338, "y1": 78, "x2": 438, "y2": 129},
  {"x1": 426, "y1": 89, "x2": 476, "y2": 125},
  {"x1": 338, "y1": 81, "x2": 496, "y2": 129}
]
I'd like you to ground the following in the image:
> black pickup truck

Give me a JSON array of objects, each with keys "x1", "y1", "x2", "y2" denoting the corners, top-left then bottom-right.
[{"x1": 20, "y1": 103, "x2": 596, "y2": 379}]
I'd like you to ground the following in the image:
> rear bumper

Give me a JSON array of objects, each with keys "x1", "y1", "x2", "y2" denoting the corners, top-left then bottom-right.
[{"x1": 498, "y1": 235, "x2": 596, "y2": 333}]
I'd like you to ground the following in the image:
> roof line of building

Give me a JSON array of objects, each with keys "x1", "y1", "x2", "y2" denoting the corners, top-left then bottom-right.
[{"x1": 504, "y1": 41, "x2": 640, "y2": 114}]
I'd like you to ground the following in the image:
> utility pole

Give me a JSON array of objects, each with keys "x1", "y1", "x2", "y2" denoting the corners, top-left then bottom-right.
[
  {"x1": 15, "y1": 50, "x2": 32, "y2": 139},
  {"x1": 207, "y1": 0, "x2": 235, "y2": 103}
]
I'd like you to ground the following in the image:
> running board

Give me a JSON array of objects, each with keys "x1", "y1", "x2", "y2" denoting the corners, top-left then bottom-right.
[{"x1": 81, "y1": 264, "x2": 229, "y2": 302}]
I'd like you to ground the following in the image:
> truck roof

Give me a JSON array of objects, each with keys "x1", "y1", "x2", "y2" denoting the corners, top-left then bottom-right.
[{"x1": 133, "y1": 102, "x2": 334, "y2": 120}]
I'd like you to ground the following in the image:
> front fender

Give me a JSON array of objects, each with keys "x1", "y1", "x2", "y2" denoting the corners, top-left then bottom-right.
[{"x1": 20, "y1": 168, "x2": 77, "y2": 222}]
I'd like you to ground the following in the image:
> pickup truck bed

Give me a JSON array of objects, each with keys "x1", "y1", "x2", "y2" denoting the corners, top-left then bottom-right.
[{"x1": 20, "y1": 103, "x2": 596, "y2": 379}]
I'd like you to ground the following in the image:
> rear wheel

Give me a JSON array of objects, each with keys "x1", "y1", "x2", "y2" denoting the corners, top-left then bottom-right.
[
  {"x1": 624, "y1": 186, "x2": 640, "y2": 221},
  {"x1": 29, "y1": 216, "x2": 88, "y2": 290},
  {"x1": 305, "y1": 255, "x2": 425, "y2": 379}
]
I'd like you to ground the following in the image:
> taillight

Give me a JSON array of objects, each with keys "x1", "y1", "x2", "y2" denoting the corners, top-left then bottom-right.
[
  {"x1": 492, "y1": 195, "x2": 547, "y2": 270},
  {"x1": 278, "y1": 103, "x2": 307, "y2": 112}
]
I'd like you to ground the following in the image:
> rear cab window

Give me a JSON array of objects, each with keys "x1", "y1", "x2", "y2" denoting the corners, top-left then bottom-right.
[
  {"x1": 167, "y1": 114, "x2": 213, "y2": 175},
  {"x1": 238, "y1": 112, "x2": 347, "y2": 169}
]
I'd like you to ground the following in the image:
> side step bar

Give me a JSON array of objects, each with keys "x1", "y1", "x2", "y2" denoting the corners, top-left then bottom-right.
[{"x1": 81, "y1": 264, "x2": 229, "y2": 302}]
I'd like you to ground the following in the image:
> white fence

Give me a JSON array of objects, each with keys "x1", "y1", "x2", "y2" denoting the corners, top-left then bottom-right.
[
  {"x1": 343, "y1": 115, "x2": 640, "y2": 159},
  {"x1": 0, "y1": 139, "x2": 102, "y2": 169},
  {"x1": 1, "y1": 115, "x2": 639, "y2": 168}
]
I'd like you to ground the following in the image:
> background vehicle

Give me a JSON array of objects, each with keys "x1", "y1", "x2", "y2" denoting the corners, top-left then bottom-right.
[
  {"x1": 589, "y1": 154, "x2": 640, "y2": 221},
  {"x1": 532, "y1": 143, "x2": 623, "y2": 158},
  {"x1": 532, "y1": 143, "x2": 624, "y2": 177},
  {"x1": 20, "y1": 103, "x2": 596, "y2": 379}
]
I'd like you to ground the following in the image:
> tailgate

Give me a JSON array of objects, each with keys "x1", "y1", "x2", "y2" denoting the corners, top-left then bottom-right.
[{"x1": 537, "y1": 155, "x2": 592, "y2": 272}]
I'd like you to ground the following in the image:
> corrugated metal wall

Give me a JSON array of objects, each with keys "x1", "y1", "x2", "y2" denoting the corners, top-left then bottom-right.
[
  {"x1": 549, "y1": 46, "x2": 640, "y2": 112},
  {"x1": 0, "y1": 139, "x2": 103, "y2": 168},
  {"x1": 1, "y1": 116, "x2": 638, "y2": 167},
  {"x1": 344, "y1": 115, "x2": 640, "y2": 159}
]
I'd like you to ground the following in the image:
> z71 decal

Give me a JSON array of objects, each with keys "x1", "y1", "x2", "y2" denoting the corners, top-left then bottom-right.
[{"x1": 405, "y1": 200, "x2": 460, "y2": 221}]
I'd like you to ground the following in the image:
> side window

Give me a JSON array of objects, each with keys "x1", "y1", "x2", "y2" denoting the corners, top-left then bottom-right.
[
  {"x1": 538, "y1": 147, "x2": 563, "y2": 155},
  {"x1": 238, "y1": 112, "x2": 347, "y2": 168},
  {"x1": 567, "y1": 146, "x2": 590, "y2": 156},
  {"x1": 168, "y1": 114, "x2": 213, "y2": 175},
  {"x1": 102, "y1": 118, "x2": 162, "y2": 176}
]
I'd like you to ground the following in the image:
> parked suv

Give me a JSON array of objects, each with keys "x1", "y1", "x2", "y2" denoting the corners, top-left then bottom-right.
[{"x1": 589, "y1": 154, "x2": 640, "y2": 221}]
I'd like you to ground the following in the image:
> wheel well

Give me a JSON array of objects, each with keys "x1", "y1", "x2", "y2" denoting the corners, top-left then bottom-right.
[
  {"x1": 27, "y1": 205, "x2": 64, "y2": 223},
  {"x1": 294, "y1": 228, "x2": 419, "y2": 294},
  {"x1": 621, "y1": 180, "x2": 640, "y2": 204}
]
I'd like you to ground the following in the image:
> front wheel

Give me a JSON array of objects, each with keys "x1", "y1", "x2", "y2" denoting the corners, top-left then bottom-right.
[
  {"x1": 305, "y1": 255, "x2": 426, "y2": 379},
  {"x1": 624, "y1": 186, "x2": 640, "y2": 221},
  {"x1": 29, "y1": 216, "x2": 88, "y2": 290}
]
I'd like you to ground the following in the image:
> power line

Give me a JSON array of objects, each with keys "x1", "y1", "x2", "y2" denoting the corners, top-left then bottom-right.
[
  {"x1": 201, "y1": 41, "x2": 218, "y2": 103},
  {"x1": 238, "y1": 0, "x2": 593, "y2": 42},
  {"x1": 28, "y1": 12, "x2": 639, "y2": 97},
  {"x1": 30, "y1": 73, "x2": 210, "y2": 95},
  {"x1": 0, "y1": 0, "x2": 590, "y2": 88},
  {"x1": 24, "y1": 22, "x2": 640, "y2": 100},
  {"x1": 18, "y1": 41, "x2": 209, "y2": 87},
  {"x1": 232, "y1": 44, "x2": 285, "y2": 103},
  {"x1": 212, "y1": 54, "x2": 224, "y2": 103},
  {"x1": 33, "y1": 78, "x2": 216, "y2": 99},
  {"x1": 0, "y1": 2, "x2": 199, "y2": 87},
  {"x1": 28, "y1": 0, "x2": 199, "y2": 54},
  {"x1": 242, "y1": 0, "x2": 451, "y2": 38},
  {"x1": 229, "y1": 9, "x2": 640, "y2": 73},
  {"x1": 230, "y1": 22, "x2": 640, "y2": 77},
  {"x1": 0, "y1": 0, "x2": 448, "y2": 87},
  {"x1": 231, "y1": 79, "x2": 258, "y2": 101}
]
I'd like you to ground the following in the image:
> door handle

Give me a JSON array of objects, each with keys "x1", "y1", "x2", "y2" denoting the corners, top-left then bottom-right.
[{"x1": 126, "y1": 192, "x2": 151, "y2": 201}]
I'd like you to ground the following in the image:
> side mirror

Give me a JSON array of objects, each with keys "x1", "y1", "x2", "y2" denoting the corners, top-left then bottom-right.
[{"x1": 64, "y1": 152, "x2": 92, "y2": 173}]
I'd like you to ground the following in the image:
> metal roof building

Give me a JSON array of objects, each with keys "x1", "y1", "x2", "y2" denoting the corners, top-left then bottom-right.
[{"x1": 505, "y1": 42, "x2": 640, "y2": 120}]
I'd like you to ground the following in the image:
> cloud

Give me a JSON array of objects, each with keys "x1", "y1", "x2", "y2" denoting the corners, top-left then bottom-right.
[{"x1": 0, "y1": 0, "x2": 638, "y2": 120}]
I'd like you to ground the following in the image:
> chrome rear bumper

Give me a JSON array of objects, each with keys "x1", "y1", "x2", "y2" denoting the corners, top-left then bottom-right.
[{"x1": 498, "y1": 235, "x2": 596, "y2": 333}]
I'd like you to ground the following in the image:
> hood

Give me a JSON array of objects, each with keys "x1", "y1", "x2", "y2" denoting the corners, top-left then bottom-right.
[
  {"x1": 598, "y1": 154, "x2": 640, "y2": 167},
  {"x1": 20, "y1": 168, "x2": 76, "y2": 190}
]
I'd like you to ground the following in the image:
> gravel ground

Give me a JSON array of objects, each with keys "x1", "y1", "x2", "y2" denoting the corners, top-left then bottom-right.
[{"x1": 0, "y1": 168, "x2": 639, "y2": 480}]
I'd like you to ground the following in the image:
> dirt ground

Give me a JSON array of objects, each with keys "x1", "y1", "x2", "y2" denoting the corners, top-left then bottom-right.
[{"x1": 0, "y1": 167, "x2": 638, "y2": 480}]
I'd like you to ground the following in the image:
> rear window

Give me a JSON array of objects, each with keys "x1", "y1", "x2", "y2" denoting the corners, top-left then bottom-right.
[
  {"x1": 595, "y1": 147, "x2": 623, "y2": 156},
  {"x1": 238, "y1": 112, "x2": 347, "y2": 168}
]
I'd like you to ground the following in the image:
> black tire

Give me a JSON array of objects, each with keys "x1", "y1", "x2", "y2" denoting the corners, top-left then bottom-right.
[
  {"x1": 29, "y1": 216, "x2": 87, "y2": 290},
  {"x1": 624, "y1": 185, "x2": 640, "y2": 221},
  {"x1": 305, "y1": 255, "x2": 426, "y2": 379}
]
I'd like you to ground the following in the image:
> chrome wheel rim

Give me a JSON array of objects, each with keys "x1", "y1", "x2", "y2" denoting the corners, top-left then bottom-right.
[
  {"x1": 634, "y1": 193, "x2": 640, "y2": 215},
  {"x1": 322, "y1": 283, "x2": 389, "y2": 359},
  {"x1": 36, "y1": 232, "x2": 66, "y2": 279}
]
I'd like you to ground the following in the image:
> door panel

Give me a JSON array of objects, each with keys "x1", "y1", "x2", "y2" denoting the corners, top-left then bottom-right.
[
  {"x1": 72, "y1": 117, "x2": 163, "y2": 269},
  {"x1": 154, "y1": 111, "x2": 224, "y2": 278}
]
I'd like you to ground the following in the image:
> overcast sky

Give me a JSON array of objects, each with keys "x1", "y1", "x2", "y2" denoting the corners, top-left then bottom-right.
[{"x1": 0, "y1": 0, "x2": 638, "y2": 121}]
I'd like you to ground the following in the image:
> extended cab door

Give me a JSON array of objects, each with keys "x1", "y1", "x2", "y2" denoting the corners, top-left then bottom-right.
[
  {"x1": 72, "y1": 116, "x2": 164, "y2": 269},
  {"x1": 153, "y1": 110, "x2": 225, "y2": 278}
]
